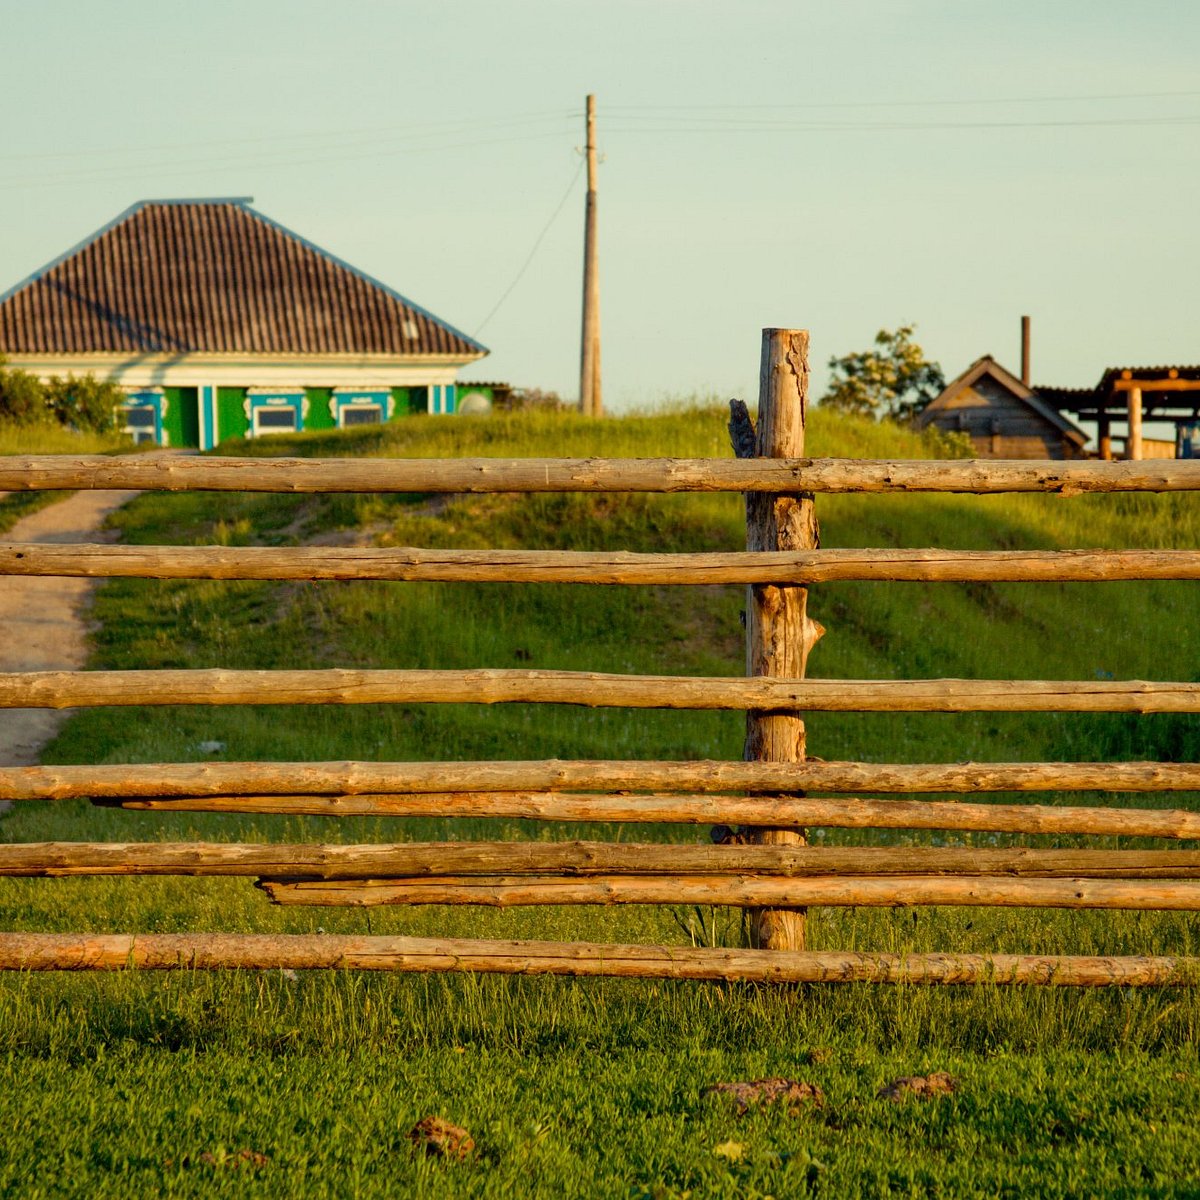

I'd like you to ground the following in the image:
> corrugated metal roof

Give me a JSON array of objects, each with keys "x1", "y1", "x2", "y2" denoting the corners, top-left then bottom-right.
[
  {"x1": 0, "y1": 199, "x2": 486, "y2": 359},
  {"x1": 1096, "y1": 366, "x2": 1200, "y2": 390}
]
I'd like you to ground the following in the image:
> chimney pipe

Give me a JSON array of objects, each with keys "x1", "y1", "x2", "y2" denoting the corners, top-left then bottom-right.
[{"x1": 1020, "y1": 315, "x2": 1031, "y2": 387}]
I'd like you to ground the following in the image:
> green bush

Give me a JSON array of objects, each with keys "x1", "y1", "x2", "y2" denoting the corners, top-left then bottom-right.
[
  {"x1": 0, "y1": 359, "x2": 47, "y2": 424},
  {"x1": 43, "y1": 371, "x2": 126, "y2": 432},
  {"x1": 0, "y1": 357, "x2": 126, "y2": 432}
]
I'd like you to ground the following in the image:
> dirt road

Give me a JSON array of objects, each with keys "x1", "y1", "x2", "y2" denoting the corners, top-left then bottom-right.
[{"x1": 0, "y1": 490, "x2": 137, "y2": 781}]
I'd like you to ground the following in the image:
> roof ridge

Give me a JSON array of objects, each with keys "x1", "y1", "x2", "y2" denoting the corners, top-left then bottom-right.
[
  {"x1": 0, "y1": 201, "x2": 488, "y2": 360},
  {"x1": 240, "y1": 204, "x2": 487, "y2": 356}
]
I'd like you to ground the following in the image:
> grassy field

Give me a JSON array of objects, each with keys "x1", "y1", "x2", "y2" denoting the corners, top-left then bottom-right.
[{"x1": 2, "y1": 405, "x2": 1200, "y2": 1196}]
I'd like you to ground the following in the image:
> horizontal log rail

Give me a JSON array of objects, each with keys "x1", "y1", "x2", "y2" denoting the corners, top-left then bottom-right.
[
  {"x1": 261, "y1": 875, "x2": 1200, "y2": 910},
  {"x1": 5, "y1": 758, "x2": 1200, "y2": 801},
  {"x1": 105, "y1": 790, "x2": 1200, "y2": 839},
  {"x1": 2, "y1": 454, "x2": 1199, "y2": 495},
  {"x1": 5, "y1": 669, "x2": 1200, "y2": 713},
  {"x1": 1, "y1": 933, "x2": 1194, "y2": 985},
  {"x1": 9, "y1": 841, "x2": 1200, "y2": 879},
  {"x1": 6, "y1": 543, "x2": 1200, "y2": 584}
]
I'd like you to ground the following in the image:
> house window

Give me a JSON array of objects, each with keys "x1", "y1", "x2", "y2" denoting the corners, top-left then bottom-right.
[
  {"x1": 245, "y1": 390, "x2": 306, "y2": 436},
  {"x1": 331, "y1": 388, "x2": 392, "y2": 428},
  {"x1": 254, "y1": 406, "x2": 298, "y2": 433},
  {"x1": 123, "y1": 406, "x2": 157, "y2": 444},
  {"x1": 121, "y1": 389, "x2": 167, "y2": 445},
  {"x1": 340, "y1": 404, "x2": 383, "y2": 426}
]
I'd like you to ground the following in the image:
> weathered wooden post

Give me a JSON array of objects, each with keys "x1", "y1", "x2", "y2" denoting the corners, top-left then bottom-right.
[{"x1": 733, "y1": 328, "x2": 822, "y2": 951}]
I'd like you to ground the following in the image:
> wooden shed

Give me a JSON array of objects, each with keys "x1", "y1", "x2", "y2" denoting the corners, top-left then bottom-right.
[{"x1": 916, "y1": 356, "x2": 1088, "y2": 459}]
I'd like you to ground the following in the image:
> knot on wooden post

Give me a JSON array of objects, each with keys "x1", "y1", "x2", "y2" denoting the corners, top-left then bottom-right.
[{"x1": 728, "y1": 399, "x2": 757, "y2": 461}]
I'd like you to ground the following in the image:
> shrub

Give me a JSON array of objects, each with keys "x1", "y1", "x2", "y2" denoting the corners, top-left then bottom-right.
[
  {"x1": 0, "y1": 360, "x2": 49, "y2": 424},
  {"x1": 44, "y1": 373, "x2": 126, "y2": 433},
  {"x1": 0, "y1": 358, "x2": 126, "y2": 433}
]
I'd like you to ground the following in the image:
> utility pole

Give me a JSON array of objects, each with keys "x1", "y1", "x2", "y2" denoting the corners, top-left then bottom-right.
[{"x1": 579, "y1": 94, "x2": 602, "y2": 417}]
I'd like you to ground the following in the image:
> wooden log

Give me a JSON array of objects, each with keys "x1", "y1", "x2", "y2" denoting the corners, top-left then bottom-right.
[
  {"x1": 1113, "y1": 378, "x2": 1200, "y2": 392},
  {"x1": 7, "y1": 543, "x2": 1200, "y2": 584},
  {"x1": 4, "y1": 758, "x2": 1200, "y2": 801},
  {"x1": 741, "y1": 329, "x2": 818, "y2": 951},
  {"x1": 5, "y1": 668, "x2": 1200, "y2": 713},
  {"x1": 261, "y1": 874, "x2": 1200, "y2": 910},
  {"x1": 2, "y1": 454, "x2": 1199, "y2": 494},
  {"x1": 103, "y1": 790, "x2": 1200, "y2": 840},
  {"x1": 9, "y1": 840, "x2": 1200, "y2": 879},
  {"x1": 1, "y1": 932, "x2": 1195, "y2": 985},
  {"x1": 1129, "y1": 386, "x2": 1144, "y2": 461}
]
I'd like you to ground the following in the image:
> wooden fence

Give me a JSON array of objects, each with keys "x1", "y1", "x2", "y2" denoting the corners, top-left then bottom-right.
[{"x1": 3, "y1": 326, "x2": 1200, "y2": 987}]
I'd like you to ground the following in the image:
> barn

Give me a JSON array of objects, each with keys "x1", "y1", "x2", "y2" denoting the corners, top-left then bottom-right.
[
  {"x1": 916, "y1": 355, "x2": 1088, "y2": 459},
  {"x1": 0, "y1": 197, "x2": 495, "y2": 447}
]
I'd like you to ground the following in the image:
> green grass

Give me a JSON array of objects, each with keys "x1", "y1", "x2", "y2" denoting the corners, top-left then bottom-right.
[{"x1": 3, "y1": 406, "x2": 1200, "y2": 1196}]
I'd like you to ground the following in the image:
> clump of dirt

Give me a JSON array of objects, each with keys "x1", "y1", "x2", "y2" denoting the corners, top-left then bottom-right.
[
  {"x1": 169, "y1": 1148, "x2": 269, "y2": 1169},
  {"x1": 704, "y1": 1077, "x2": 825, "y2": 1115},
  {"x1": 408, "y1": 1116, "x2": 475, "y2": 1160},
  {"x1": 877, "y1": 1072, "x2": 958, "y2": 1101}
]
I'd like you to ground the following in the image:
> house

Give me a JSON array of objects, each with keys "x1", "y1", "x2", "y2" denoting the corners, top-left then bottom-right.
[
  {"x1": 0, "y1": 197, "x2": 496, "y2": 447},
  {"x1": 915, "y1": 355, "x2": 1089, "y2": 459}
]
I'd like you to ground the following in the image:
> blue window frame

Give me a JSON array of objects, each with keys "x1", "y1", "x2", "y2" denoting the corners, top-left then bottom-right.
[
  {"x1": 122, "y1": 389, "x2": 166, "y2": 445},
  {"x1": 246, "y1": 390, "x2": 305, "y2": 436},
  {"x1": 331, "y1": 389, "x2": 392, "y2": 428}
]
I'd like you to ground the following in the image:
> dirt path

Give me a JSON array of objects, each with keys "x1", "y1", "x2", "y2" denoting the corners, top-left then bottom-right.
[{"x1": 0, "y1": 490, "x2": 138, "y2": 782}]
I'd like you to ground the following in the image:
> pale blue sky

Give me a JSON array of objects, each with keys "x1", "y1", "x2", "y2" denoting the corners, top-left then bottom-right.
[{"x1": 2, "y1": 0, "x2": 1198, "y2": 413}]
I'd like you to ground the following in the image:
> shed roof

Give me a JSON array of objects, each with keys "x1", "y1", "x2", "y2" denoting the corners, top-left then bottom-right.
[
  {"x1": 1043, "y1": 366, "x2": 1200, "y2": 416},
  {"x1": 0, "y1": 198, "x2": 487, "y2": 359},
  {"x1": 917, "y1": 355, "x2": 1088, "y2": 445}
]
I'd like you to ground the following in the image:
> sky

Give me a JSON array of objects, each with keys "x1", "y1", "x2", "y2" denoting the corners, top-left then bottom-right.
[{"x1": 2, "y1": 0, "x2": 1198, "y2": 419}]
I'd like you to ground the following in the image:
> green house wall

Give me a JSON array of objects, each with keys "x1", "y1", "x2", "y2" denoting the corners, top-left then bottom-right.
[
  {"x1": 135, "y1": 380, "x2": 500, "y2": 447},
  {"x1": 216, "y1": 388, "x2": 248, "y2": 441},
  {"x1": 304, "y1": 388, "x2": 335, "y2": 431},
  {"x1": 162, "y1": 387, "x2": 199, "y2": 448},
  {"x1": 395, "y1": 386, "x2": 426, "y2": 415}
]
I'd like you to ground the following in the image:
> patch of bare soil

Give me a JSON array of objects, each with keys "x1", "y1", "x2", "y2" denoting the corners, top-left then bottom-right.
[
  {"x1": 407, "y1": 1116, "x2": 475, "y2": 1160},
  {"x1": 0, "y1": 490, "x2": 137, "y2": 790},
  {"x1": 877, "y1": 1072, "x2": 959, "y2": 1101},
  {"x1": 704, "y1": 1077, "x2": 825, "y2": 1115}
]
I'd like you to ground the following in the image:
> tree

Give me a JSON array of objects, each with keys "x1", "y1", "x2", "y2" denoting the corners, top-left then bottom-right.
[
  {"x1": 819, "y1": 325, "x2": 945, "y2": 423},
  {"x1": 0, "y1": 357, "x2": 126, "y2": 432},
  {"x1": 0, "y1": 358, "x2": 48, "y2": 424},
  {"x1": 44, "y1": 373, "x2": 127, "y2": 433}
]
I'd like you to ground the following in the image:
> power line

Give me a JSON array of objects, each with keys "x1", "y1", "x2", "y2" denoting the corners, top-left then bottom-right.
[
  {"x1": 473, "y1": 159, "x2": 585, "y2": 338},
  {"x1": 0, "y1": 130, "x2": 575, "y2": 193},
  {"x1": 606, "y1": 88, "x2": 1200, "y2": 111},
  {"x1": 603, "y1": 114, "x2": 1200, "y2": 133},
  {"x1": 0, "y1": 110, "x2": 576, "y2": 164}
]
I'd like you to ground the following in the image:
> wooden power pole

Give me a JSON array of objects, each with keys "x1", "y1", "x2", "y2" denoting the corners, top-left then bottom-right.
[{"x1": 579, "y1": 94, "x2": 602, "y2": 417}]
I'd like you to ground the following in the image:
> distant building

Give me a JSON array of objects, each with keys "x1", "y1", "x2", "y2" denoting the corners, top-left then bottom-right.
[
  {"x1": 0, "y1": 197, "x2": 498, "y2": 447},
  {"x1": 916, "y1": 356, "x2": 1088, "y2": 459},
  {"x1": 1041, "y1": 367, "x2": 1200, "y2": 461}
]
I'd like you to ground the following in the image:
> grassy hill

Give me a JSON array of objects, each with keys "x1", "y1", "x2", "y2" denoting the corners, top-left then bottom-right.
[{"x1": 2, "y1": 405, "x2": 1200, "y2": 1196}]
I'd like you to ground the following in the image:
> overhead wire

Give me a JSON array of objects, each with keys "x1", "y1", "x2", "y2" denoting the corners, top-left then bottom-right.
[
  {"x1": 2, "y1": 88, "x2": 1196, "y2": 193},
  {"x1": 473, "y1": 158, "x2": 585, "y2": 338}
]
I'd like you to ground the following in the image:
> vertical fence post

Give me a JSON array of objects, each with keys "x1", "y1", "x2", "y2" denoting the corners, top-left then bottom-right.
[{"x1": 744, "y1": 328, "x2": 821, "y2": 951}]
